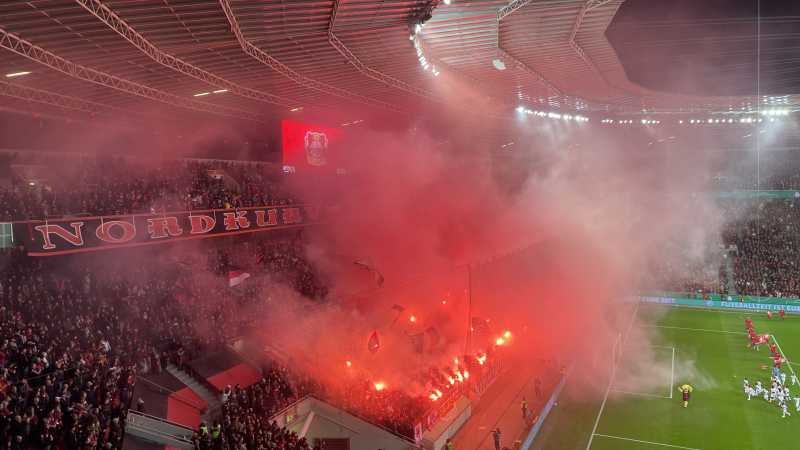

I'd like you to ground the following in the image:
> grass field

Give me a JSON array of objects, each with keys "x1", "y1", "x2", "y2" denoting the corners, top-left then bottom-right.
[{"x1": 530, "y1": 304, "x2": 800, "y2": 450}]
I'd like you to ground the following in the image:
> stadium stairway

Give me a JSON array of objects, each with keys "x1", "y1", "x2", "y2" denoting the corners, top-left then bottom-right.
[
  {"x1": 166, "y1": 364, "x2": 223, "y2": 422},
  {"x1": 724, "y1": 254, "x2": 738, "y2": 295}
]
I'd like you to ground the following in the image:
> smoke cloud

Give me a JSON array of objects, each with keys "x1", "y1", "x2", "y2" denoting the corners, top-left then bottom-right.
[{"x1": 4, "y1": 87, "x2": 730, "y2": 403}]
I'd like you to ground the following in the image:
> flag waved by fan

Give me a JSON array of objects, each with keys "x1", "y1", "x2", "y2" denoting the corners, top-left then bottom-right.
[
  {"x1": 354, "y1": 259, "x2": 385, "y2": 288},
  {"x1": 368, "y1": 330, "x2": 381, "y2": 353},
  {"x1": 228, "y1": 270, "x2": 251, "y2": 287}
]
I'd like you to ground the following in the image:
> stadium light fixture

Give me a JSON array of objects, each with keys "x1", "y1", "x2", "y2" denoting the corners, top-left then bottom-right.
[
  {"x1": 290, "y1": 107, "x2": 303, "y2": 112},
  {"x1": 193, "y1": 92, "x2": 210, "y2": 97},
  {"x1": 492, "y1": 59, "x2": 507, "y2": 71},
  {"x1": 444, "y1": 0, "x2": 451, "y2": 4},
  {"x1": 212, "y1": 89, "x2": 228, "y2": 94},
  {"x1": 5, "y1": 71, "x2": 31, "y2": 78}
]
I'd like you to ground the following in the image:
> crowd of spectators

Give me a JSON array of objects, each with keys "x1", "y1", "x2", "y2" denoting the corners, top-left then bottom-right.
[
  {"x1": 646, "y1": 196, "x2": 800, "y2": 299},
  {"x1": 328, "y1": 380, "x2": 428, "y2": 439},
  {"x1": 193, "y1": 367, "x2": 316, "y2": 450},
  {"x1": 0, "y1": 231, "x2": 326, "y2": 449},
  {"x1": 0, "y1": 154, "x2": 294, "y2": 221},
  {"x1": 724, "y1": 198, "x2": 800, "y2": 298}
]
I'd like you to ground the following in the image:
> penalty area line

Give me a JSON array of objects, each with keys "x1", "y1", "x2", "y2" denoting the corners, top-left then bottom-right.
[
  {"x1": 669, "y1": 346, "x2": 675, "y2": 399},
  {"x1": 592, "y1": 434, "x2": 702, "y2": 450},
  {"x1": 610, "y1": 389, "x2": 670, "y2": 399}
]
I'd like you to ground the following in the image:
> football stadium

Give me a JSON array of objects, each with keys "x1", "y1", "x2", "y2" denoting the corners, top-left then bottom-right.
[{"x1": 0, "y1": 1, "x2": 799, "y2": 450}]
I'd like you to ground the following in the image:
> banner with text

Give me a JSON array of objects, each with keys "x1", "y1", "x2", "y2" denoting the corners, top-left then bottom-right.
[
  {"x1": 640, "y1": 295, "x2": 800, "y2": 313},
  {"x1": 14, "y1": 205, "x2": 319, "y2": 256}
]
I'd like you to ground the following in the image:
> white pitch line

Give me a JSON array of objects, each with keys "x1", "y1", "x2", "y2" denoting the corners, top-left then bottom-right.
[
  {"x1": 643, "y1": 325, "x2": 745, "y2": 335},
  {"x1": 585, "y1": 303, "x2": 639, "y2": 450},
  {"x1": 592, "y1": 434, "x2": 702, "y2": 450},
  {"x1": 669, "y1": 346, "x2": 675, "y2": 399},
  {"x1": 771, "y1": 335, "x2": 797, "y2": 380},
  {"x1": 611, "y1": 389, "x2": 670, "y2": 399}
]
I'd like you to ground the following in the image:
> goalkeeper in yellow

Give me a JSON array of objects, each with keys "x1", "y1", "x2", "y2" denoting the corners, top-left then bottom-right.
[{"x1": 678, "y1": 384, "x2": 694, "y2": 408}]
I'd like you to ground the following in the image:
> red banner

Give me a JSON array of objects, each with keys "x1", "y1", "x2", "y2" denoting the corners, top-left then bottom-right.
[{"x1": 13, "y1": 205, "x2": 320, "y2": 256}]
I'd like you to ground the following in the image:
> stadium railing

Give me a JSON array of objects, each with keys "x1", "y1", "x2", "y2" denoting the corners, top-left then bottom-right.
[{"x1": 125, "y1": 410, "x2": 195, "y2": 449}]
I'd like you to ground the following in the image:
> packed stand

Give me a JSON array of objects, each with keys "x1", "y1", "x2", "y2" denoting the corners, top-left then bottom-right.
[
  {"x1": 723, "y1": 198, "x2": 800, "y2": 298},
  {"x1": 194, "y1": 366, "x2": 318, "y2": 450},
  {"x1": 642, "y1": 236, "x2": 725, "y2": 295},
  {"x1": 0, "y1": 233, "x2": 327, "y2": 449},
  {"x1": 0, "y1": 154, "x2": 294, "y2": 221},
  {"x1": 328, "y1": 380, "x2": 428, "y2": 439}
]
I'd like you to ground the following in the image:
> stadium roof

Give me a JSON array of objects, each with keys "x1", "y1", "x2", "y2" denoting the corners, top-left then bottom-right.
[{"x1": 1, "y1": 0, "x2": 798, "y2": 125}]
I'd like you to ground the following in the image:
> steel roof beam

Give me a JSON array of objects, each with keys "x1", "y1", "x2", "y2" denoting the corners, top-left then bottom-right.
[
  {"x1": 496, "y1": 0, "x2": 563, "y2": 96},
  {"x1": 218, "y1": 0, "x2": 402, "y2": 112},
  {"x1": 0, "y1": 79, "x2": 108, "y2": 115},
  {"x1": 75, "y1": 0, "x2": 295, "y2": 108},
  {"x1": 498, "y1": 0, "x2": 534, "y2": 21},
  {"x1": 328, "y1": 0, "x2": 440, "y2": 102},
  {"x1": 569, "y1": 0, "x2": 616, "y2": 80},
  {"x1": 0, "y1": 27, "x2": 264, "y2": 123}
]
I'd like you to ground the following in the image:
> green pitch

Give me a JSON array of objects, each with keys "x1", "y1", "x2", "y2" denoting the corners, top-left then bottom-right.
[{"x1": 530, "y1": 304, "x2": 800, "y2": 450}]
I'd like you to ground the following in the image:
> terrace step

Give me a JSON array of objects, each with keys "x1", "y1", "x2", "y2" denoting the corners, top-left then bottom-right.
[{"x1": 166, "y1": 364, "x2": 222, "y2": 422}]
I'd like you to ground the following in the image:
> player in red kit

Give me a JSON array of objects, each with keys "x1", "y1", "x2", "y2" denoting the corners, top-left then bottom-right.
[
  {"x1": 767, "y1": 310, "x2": 773, "y2": 320},
  {"x1": 779, "y1": 309, "x2": 785, "y2": 320}
]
